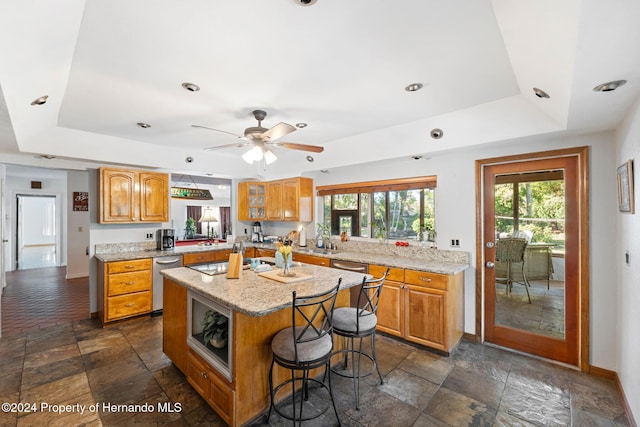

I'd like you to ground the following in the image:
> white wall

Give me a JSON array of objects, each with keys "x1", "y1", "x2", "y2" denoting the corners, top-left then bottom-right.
[
  {"x1": 615, "y1": 97, "x2": 640, "y2": 419},
  {"x1": 66, "y1": 170, "x2": 90, "y2": 278},
  {"x1": 310, "y1": 131, "x2": 619, "y2": 372}
]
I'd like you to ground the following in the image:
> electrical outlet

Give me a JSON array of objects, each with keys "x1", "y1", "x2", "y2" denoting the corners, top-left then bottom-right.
[
  {"x1": 625, "y1": 251, "x2": 630, "y2": 265},
  {"x1": 450, "y1": 239, "x2": 460, "y2": 247},
  {"x1": 145, "y1": 232, "x2": 154, "y2": 240}
]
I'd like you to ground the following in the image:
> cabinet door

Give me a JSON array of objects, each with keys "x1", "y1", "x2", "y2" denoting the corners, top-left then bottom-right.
[
  {"x1": 266, "y1": 181, "x2": 283, "y2": 220},
  {"x1": 164, "y1": 279, "x2": 188, "y2": 373},
  {"x1": 376, "y1": 280, "x2": 403, "y2": 337},
  {"x1": 238, "y1": 182, "x2": 266, "y2": 220},
  {"x1": 139, "y1": 172, "x2": 169, "y2": 222},
  {"x1": 100, "y1": 168, "x2": 137, "y2": 223},
  {"x1": 255, "y1": 248, "x2": 275, "y2": 258},
  {"x1": 404, "y1": 285, "x2": 446, "y2": 350},
  {"x1": 282, "y1": 178, "x2": 299, "y2": 221}
]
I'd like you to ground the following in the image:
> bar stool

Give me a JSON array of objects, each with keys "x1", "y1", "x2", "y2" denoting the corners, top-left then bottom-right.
[
  {"x1": 331, "y1": 269, "x2": 389, "y2": 409},
  {"x1": 267, "y1": 281, "x2": 342, "y2": 426}
]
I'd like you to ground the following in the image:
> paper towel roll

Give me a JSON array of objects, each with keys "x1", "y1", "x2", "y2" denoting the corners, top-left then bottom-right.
[{"x1": 299, "y1": 227, "x2": 307, "y2": 247}]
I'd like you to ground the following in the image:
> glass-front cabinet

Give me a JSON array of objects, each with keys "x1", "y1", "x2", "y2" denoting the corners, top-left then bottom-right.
[
  {"x1": 187, "y1": 290, "x2": 233, "y2": 382},
  {"x1": 238, "y1": 181, "x2": 266, "y2": 220}
]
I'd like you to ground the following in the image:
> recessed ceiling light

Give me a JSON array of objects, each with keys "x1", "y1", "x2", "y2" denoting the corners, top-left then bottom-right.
[
  {"x1": 296, "y1": 123, "x2": 308, "y2": 128},
  {"x1": 533, "y1": 87, "x2": 550, "y2": 98},
  {"x1": 137, "y1": 122, "x2": 151, "y2": 128},
  {"x1": 593, "y1": 80, "x2": 627, "y2": 92},
  {"x1": 181, "y1": 82, "x2": 200, "y2": 92},
  {"x1": 430, "y1": 128, "x2": 443, "y2": 139},
  {"x1": 405, "y1": 83, "x2": 423, "y2": 92},
  {"x1": 306, "y1": 155, "x2": 314, "y2": 162},
  {"x1": 295, "y1": 0, "x2": 318, "y2": 6},
  {"x1": 30, "y1": 95, "x2": 48, "y2": 106},
  {"x1": 38, "y1": 154, "x2": 55, "y2": 159},
  {"x1": 411, "y1": 155, "x2": 423, "y2": 160},
  {"x1": 320, "y1": 169, "x2": 329, "y2": 173}
]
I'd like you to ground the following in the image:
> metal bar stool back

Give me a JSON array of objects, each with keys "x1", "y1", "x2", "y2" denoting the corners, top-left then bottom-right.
[
  {"x1": 267, "y1": 280, "x2": 342, "y2": 426},
  {"x1": 331, "y1": 268, "x2": 389, "y2": 409}
]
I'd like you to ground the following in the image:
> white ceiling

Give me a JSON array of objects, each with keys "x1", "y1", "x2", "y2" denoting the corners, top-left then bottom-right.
[{"x1": 1, "y1": 0, "x2": 639, "y2": 179}]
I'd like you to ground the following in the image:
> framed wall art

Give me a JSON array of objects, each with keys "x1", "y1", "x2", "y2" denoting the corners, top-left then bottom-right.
[{"x1": 617, "y1": 160, "x2": 634, "y2": 213}]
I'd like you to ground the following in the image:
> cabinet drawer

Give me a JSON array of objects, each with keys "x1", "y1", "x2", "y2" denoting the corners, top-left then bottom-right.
[
  {"x1": 214, "y1": 250, "x2": 232, "y2": 261},
  {"x1": 369, "y1": 264, "x2": 404, "y2": 282},
  {"x1": 187, "y1": 350, "x2": 210, "y2": 397},
  {"x1": 108, "y1": 271, "x2": 151, "y2": 296},
  {"x1": 107, "y1": 291, "x2": 151, "y2": 320},
  {"x1": 293, "y1": 253, "x2": 329, "y2": 266},
  {"x1": 255, "y1": 248, "x2": 275, "y2": 258},
  {"x1": 183, "y1": 252, "x2": 217, "y2": 265},
  {"x1": 404, "y1": 270, "x2": 448, "y2": 290},
  {"x1": 107, "y1": 258, "x2": 151, "y2": 274}
]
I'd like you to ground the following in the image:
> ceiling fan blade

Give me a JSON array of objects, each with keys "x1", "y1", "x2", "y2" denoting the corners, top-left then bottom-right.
[
  {"x1": 271, "y1": 141, "x2": 324, "y2": 153},
  {"x1": 203, "y1": 142, "x2": 251, "y2": 151},
  {"x1": 191, "y1": 125, "x2": 246, "y2": 140},
  {"x1": 260, "y1": 122, "x2": 296, "y2": 142}
]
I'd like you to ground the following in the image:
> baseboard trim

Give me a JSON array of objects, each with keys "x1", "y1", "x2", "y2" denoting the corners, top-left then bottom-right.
[
  {"x1": 65, "y1": 272, "x2": 89, "y2": 279},
  {"x1": 463, "y1": 332, "x2": 481, "y2": 343},
  {"x1": 590, "y1": 365, "x2": 637, "y2": 427},
  {"x1": 90, "y1": 312, "x2": 98, "y2": 319}
]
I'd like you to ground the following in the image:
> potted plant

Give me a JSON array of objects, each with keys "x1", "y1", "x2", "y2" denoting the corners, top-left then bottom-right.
[
  {"x1": 201, "y1": 309, "x2": 228, "y2": 349},
  {"x1": 185, "y1": 217, "x2": 197, "y2": 239}
]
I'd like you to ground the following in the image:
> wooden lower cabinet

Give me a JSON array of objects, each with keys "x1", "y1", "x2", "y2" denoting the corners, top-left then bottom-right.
[
  {"x1": 183, "y1": 248, "x2": 255, "y2": 266},
  {"x1": 97, "y1": 258, "x2": 152, "y2": 324},
  {"x1": 163, "y1": 278, "x2": 350, "y2": 426},
  {"x1": 162, "y1": 278, "x2": 188, "y2": 373},
  {"x1": 187, "y1": 349, "x2": 235, "y2": 426},
  {"x1": 292, "y1": 252, "x2": 330, "y2": 267},
  {"x1": 371, "y1": 264, "x2": 464, "y2": 354},
  {"x1": 255, "y1": 248, "x2": 275, "y2": 258}
]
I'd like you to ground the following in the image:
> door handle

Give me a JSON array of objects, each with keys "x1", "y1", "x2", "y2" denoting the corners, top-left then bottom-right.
[{"x1": 486, "y1": 261, "x2": 495, "y2": 268}]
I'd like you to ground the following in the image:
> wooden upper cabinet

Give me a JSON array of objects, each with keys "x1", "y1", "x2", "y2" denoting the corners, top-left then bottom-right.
[
  {"x1": 100, "y1": 167, "x2": 169, "y2": 224},
  {"x1": 266, "y1": 181, "x2": 283, "y2": 220},
  {"x1": 139, "y1": 172, "x2": 169, "y2": 222},
  {"x1": 238, "y1": 181, "x2": 267, "y2": 221},
  {"x1": 242, "y1": 177, "x2": 313, "y2": 222}
]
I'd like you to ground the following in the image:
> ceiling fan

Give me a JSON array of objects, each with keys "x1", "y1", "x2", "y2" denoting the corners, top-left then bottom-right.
[{"x1": 192, "y1": 110, "x2": 324, "y2": 164}]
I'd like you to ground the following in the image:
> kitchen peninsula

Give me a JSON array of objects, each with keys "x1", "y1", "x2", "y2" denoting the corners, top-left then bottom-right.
[{"x1": 160, "y1": 263, "x2": 367, "y2": 426}]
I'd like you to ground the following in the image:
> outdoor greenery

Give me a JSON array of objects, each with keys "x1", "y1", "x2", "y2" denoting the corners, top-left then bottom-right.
[
  {"x1": 324, "y1": 188, "x2": 435, "y2": 241},
  {"x1": 495, "y1": 180, "x2": 565, "y2": 249}
]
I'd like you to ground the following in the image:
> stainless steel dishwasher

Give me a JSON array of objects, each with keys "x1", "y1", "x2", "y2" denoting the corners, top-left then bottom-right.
[
  {"x1": 330, "y1": 259, "x2": 368, "y2": 307},
  {"x1": 152, "y1": 255, "x2": 183, "y2": 314}
]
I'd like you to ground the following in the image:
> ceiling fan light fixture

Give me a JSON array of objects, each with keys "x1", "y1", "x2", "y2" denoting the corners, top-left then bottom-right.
[
  {"x1": 242, "y1": 145, "x2": 264, "y2": 164},
  {"x1": 264, "y1": 148, "x2": 278, "y2": 165}
]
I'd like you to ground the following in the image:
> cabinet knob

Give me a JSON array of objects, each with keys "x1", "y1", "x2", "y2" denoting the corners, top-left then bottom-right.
[
  {"x1": 125, "y1": 265, "x2": 136, "y2": 269},
  {"x1": 125, "y1": 281, "x2": 136, "y2": 285},
  {"x1": 201, "y1": 372, "x2": 208, "y2": 379},
  {"x1": 125, "y1": 303, "x2": 136, "y2": 307},
  {"x1": 420, "y1": 277, "x2": 432, "y2": 282}
]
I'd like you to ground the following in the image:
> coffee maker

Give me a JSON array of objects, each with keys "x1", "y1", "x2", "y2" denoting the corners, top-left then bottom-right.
[
  {"x1": 157, "y1": 229, "x2": 175, "y2": 250},
  {"x1": 251, "y1": 221, "x2": 263, "y2": 243}
]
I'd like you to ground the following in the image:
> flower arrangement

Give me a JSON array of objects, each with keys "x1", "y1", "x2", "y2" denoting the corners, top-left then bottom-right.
[
  {"x1": 276, "y1": 240, "x2": 294, "y2": 276},
  {"x1": 277, "y1": 240, "x2": 293, "y2": 261}
]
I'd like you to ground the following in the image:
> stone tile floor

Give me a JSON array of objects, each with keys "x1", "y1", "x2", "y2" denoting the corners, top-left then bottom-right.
[{"x1": 0, "y1": 315, "x2": 630, "y2": 426}]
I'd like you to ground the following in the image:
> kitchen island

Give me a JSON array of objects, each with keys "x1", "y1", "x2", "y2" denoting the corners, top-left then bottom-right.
[{"x1": 160, "y1": 263, "x2": 368, "y2": 426}]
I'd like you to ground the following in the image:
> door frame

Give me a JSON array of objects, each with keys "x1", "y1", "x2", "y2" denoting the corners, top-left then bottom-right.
[{"x1": 475, "y1": 146, "x2": 590, "y2": 371}]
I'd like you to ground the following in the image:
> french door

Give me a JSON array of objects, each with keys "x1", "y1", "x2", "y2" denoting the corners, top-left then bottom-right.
[{"x1": 478, "y1": 147, "x2": 589, "y2": 368}]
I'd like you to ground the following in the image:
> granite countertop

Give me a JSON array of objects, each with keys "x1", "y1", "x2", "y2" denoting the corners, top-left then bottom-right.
[
  {"x1": 95, "y1": 242, "x2": 468, "y2": 275},
  {"x1": 161, "y1": 263, "x2": 367, "y2": 317}
]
